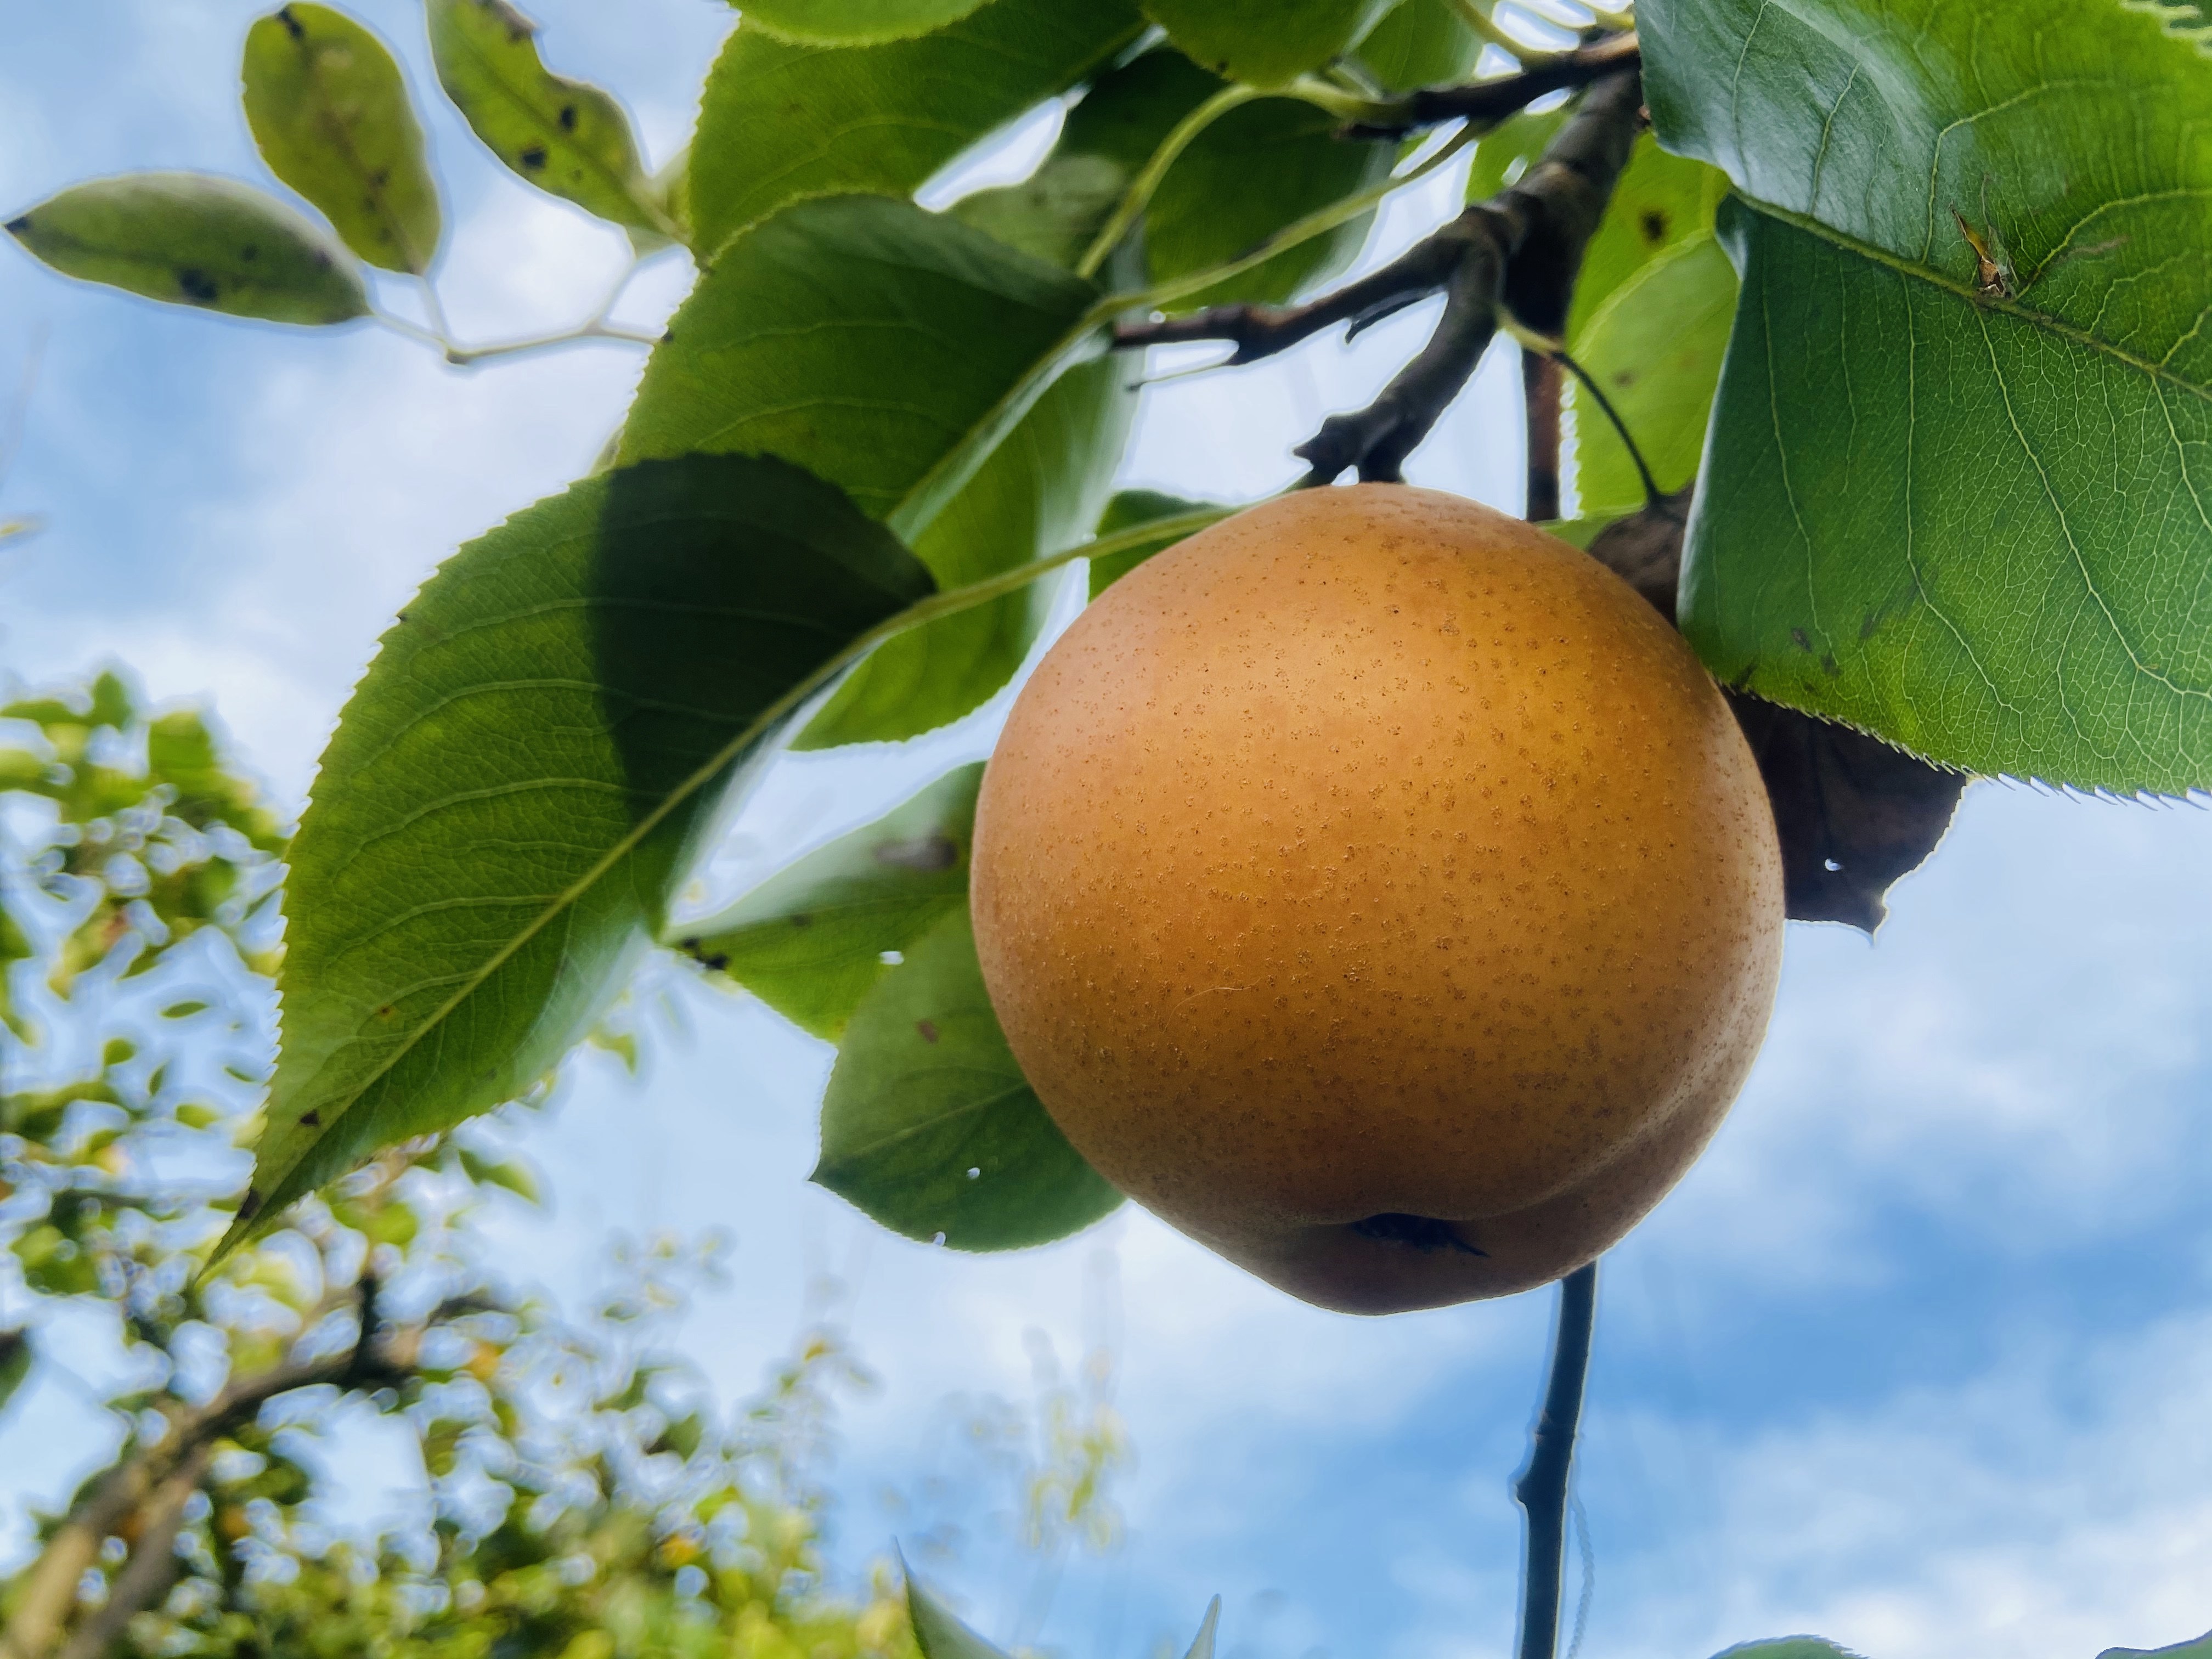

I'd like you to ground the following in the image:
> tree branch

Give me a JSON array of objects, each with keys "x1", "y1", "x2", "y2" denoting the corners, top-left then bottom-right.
[
  {"x1": 0, "y1": 1284, "x2": 443, "y2": 1659},
  {"x1": 1113, "y1": 69, "x2": 1646, "y2": 486},
  {"x1": 1344, "y1": 33, "x2": 1639, "y2": 139},
  {"x1": 1513, "y1": 1262, "x2": 1598, "y2": 1659},
  {"x1": 50, "y1": 1443, "x2": 210, "y2": 1659}
]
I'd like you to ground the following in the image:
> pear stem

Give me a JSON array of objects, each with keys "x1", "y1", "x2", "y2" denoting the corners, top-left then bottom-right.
[{"x1": 1513, "y1": 1260, "x2": 1598, "y2": 1659}]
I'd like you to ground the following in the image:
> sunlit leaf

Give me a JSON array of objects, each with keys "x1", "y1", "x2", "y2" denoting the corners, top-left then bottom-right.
[
  {"x1": 6, "y1": 172, "x2": 368, "y2": 324},
  {"x1": 241, "y1": 3, "x2": 443, "y2": 274},
  {"x1": 1568, "y1": 233, "x2": 1735, "y2": 516},
  {"x1": 425, "y1": 0, "x2": 672, "y2": 237},
  {"x1": 676, "y1": 763, "x2": 981, "y2": 1041},
  {"x1": 1648, "y1": 0, "x2": 2212, "y2": 792},
  {"x1": 816, "y1": 908, "x2": 1121, "y2": 1251},
  {"x1": 689, "y1": 0, "x2": 1143, "y2": 259},
  {"x1": 1567, "y1": 133, "x2": 1731, "y2": 340},
  {"x1": 227, "y1": 455, "x2": 932, "y2": 1249}
]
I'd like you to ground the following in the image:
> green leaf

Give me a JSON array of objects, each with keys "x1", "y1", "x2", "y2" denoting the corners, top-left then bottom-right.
[
  {"x1": 1711, "y1": 1643, "x2": 1861, "y2": 1659},
  {"x1": 1355, "y1": 0, "x2": 1482, "y2": 93},
  {"x1": 795, "y1": 349, "x2": 1136, "y2": 747},
  {"x1": 815, "y1": 907, "x2": 1121, "y2": 1250},
  {"x1": 1568, "y1": 232, "x2": 1735, "y2": 517},
  {"x1": 678, "y1": 763, "x2": 980, "y2": 1040},
  {"x1": 2100, "y1": 1632, "x2": 2212, "y2": 1659},
  {"x1": 1142, "y1": 0, "x2": 1395, "y2": 88},
  {"x1": 738, "y1": 0, "x2": 990, "y2": 48},
  {"x1": 457, "y1": 1146, "x2": 540, "y2": 1204},
  {"x1": 1465, "y1": 103, "x2": 1569, "y2": 203},
  {"x1": 619, "y1": 194, "x2": 1103, "y2": 544},
  {"x1": 905, "y1": 1569, "x2": 1014, "y2": 1659},
  {"x1": 5, "y1": 172, "x2": 368, "y2": 324},
  {"x1": 228, "y1": 455, "x2": 932, "y2": 1248},
  {"x1": 425, "y1": 0, "x2": 671, "y2": 237},
  {"x1": 1566, "y1": 133, "x2": 1730, "y2": 342},
  {"x1": 1088, "y1": 487, "x2": 1223, "y2": 596},
  {"x1": 241, "y1": 3, "x2": 442, "y2": 274},
  {"x1": 688, "y1": 0, "x2": 1144, "y2": 259},
  {"x1": 1646, "y1": 0, "x2": 2212, "y2": 792}
]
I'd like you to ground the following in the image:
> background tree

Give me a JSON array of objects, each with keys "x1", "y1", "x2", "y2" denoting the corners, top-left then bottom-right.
[{"x1": 0, "y1": 675, "x2": 1069, "y2": 1659}]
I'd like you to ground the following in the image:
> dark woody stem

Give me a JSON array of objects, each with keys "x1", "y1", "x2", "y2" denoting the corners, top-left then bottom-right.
[
  {"x1": 1523, "y1": 351, "x2": 1563, "y2": 520},
  {"x1": 1113, "y1": 70, "x2": 1647, "y2": 487},
  {"x1": 1344, "y1": 33, "x2": 1641, "y2": 139},
  {"x1": 1514, "y1": 1261, "x2": 1599, "y2": 1659}
]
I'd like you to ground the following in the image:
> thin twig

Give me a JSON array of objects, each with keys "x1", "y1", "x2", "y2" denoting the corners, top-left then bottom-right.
[
  {"x1": 1513, "y1": 1261, "x2": 1598, "y2": 1659},
  {"x1": 1553, "y1": 346, "x2": 1662, "y2": 506},
  {"x1": 1114, "y1": 70, "x2": 1645, "y2": 487}
]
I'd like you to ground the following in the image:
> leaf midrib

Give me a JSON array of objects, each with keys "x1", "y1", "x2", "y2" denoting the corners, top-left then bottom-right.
[{"x1": 1734, "y1": 190, "x2": 2212, "y2": 406}]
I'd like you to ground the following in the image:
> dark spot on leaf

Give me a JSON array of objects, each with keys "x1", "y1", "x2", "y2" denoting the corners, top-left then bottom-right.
[
  {"x1": 237, "y1": 1188, "x2": 262, "y2": 1221},
  {"x1": 1790, "y1": 628, "x2": 1813, "y2": 652},
  {"x1": 1610, "y1": 368, "x2": 1638, "y2": 388},
  {"x1": 177, "y1": 268, "x2": 220, "y2": 304},
  {"x1": 916, "y1": 1019, "x2": 940, "y2": 1045},
  {"x1": 1350, "y1": 1213, "x2": 1485, "y2": 1256},
  {"x1": 240, "y1": 244, "x2": 258, "y2": 261},
  {"x1": 558, "y1": 103, "x2": 578, "y2": 132},
  {"x1": 789, "y1": 912, "x2": 812, "y2": 928},
  {"x1": 371, "y1": 169, "x2": 390, "y2": 188},
  {"x1": 300, "y1": 1110, "x2": 321, "y2": 1127},
  {"x1": 873, "y1": 834, "x2": 958, "y2": 872},
  {"x1": 1639, "y1": 208, "x2": 1668, "y2": 242},
  {"x1": 375, "y1": 1004, "x2": 394, "y2": 1018},
  {"x1": 1821, "y1": 652, "x2": 1840, "y2": 678},
  {"x1": 278, "y1": 5, "x2": 306, "y2": 38},
  {"x1": 518, "y1": 144, "x2": 549, "y2": 171}
]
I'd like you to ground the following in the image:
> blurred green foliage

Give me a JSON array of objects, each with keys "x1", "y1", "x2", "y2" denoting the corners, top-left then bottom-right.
[{"x1": 0, "y1": 673, "x2": 924, "y2": 1659}]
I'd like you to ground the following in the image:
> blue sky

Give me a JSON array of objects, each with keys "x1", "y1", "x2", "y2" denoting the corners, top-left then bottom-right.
[{"x1": 3, "y1": 4, "x2": 2212, "y2": 1658}]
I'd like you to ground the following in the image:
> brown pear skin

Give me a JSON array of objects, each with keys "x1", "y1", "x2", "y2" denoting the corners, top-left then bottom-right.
[{"x1": 972, "y1": 483, "x2": 1784, "y2": 1315}]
